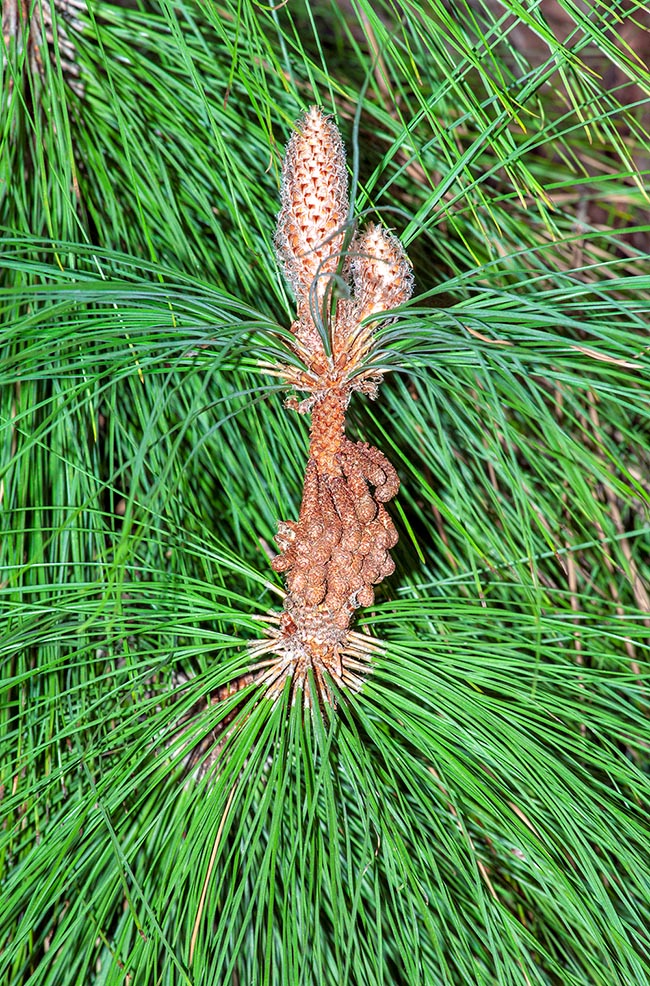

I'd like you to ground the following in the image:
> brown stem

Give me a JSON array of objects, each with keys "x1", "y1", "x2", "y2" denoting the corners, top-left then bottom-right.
[{"x1": 308, "y1": 390, "x2": 347, "y2": 475}]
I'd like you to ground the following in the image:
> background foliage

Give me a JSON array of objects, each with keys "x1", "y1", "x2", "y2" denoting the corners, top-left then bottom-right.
[{"x1": 1, "y1": 0, "x2": 649, "y2": 983}]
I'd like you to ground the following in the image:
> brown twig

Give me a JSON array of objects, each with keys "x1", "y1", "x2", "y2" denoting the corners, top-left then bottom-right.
[{"x1": 2, "y1": 0, "x2": 85, "y2": 95}]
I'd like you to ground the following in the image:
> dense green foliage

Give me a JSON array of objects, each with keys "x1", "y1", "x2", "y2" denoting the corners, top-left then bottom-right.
[{"x1": 1, "y1": 1, "x2": 649, "y2": 983}]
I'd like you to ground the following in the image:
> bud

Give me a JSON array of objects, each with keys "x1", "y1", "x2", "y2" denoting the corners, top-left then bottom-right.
[
  {"x1": 275, "y1": 106, "x2": 350, "y2": 314},
  {"x1": 352, "y1": 223, "x2": 413, "y2": 325}
]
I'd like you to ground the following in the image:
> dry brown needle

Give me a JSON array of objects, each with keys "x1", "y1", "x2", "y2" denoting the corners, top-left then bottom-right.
[{"x1": 251, "y1": 106, "x2": 413, "y2": 707}]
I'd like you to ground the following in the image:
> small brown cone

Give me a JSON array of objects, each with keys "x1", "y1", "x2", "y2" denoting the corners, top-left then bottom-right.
[{"x1": 351, "y1": 224, "x2": 413, "y2": 325}]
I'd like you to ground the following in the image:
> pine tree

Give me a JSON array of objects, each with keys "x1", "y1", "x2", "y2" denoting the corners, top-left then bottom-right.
[{"x1": 1, "y1": 2, "x2": 650, "y2": 984}]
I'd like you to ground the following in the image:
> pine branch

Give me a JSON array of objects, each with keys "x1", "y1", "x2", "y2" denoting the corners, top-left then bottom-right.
[{"x1": 250, "y1": 107, "x2": 412, "y2": 706}]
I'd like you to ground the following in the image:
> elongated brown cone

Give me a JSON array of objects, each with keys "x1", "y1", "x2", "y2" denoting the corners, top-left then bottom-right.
[
  {"x1": 252, "y1": 107, "x2": 413, "y2": 707},
  {"x1": 275, "y1": 107, "x2": 350, "y2": 363}
]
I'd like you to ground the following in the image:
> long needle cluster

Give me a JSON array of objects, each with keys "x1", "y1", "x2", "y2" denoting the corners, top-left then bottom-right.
[{"x1": 251, "y1": 106, "x2": 413, "y2": 706}]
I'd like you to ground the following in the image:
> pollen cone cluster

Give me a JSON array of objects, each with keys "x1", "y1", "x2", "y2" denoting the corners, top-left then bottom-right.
[{"x1": 252, "y1": 106, "x2": 413, "y2": 707}]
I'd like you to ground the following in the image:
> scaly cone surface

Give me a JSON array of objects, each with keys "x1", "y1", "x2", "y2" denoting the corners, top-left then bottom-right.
[{"x1": 251, "y1": 106, "x2": 413, "y2": 706}]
